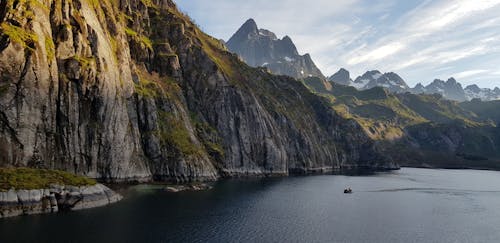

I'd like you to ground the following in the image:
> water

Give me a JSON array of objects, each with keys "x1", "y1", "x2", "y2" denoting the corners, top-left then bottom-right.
[{"x1": 2, "y1": 168, "x2": 500, "y2": 243}]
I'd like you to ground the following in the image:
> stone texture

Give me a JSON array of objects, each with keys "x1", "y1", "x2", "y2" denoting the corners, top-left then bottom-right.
[{"x1": 0, "y1": 184, "x2": 122, "y2": 218}]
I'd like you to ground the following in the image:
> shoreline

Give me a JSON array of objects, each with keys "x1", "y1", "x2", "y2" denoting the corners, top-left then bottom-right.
[
  {"x1": 3, "y1": 165, "x2": 496, "y2": 219},
  {"x1": 0, "y1": 184, "x2": 122, "y2": 219}
]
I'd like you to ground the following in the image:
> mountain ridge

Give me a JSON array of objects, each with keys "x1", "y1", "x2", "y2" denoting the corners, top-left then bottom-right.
[{"x1": 328, "y1": 68, "x2": 500, "y2": 101}]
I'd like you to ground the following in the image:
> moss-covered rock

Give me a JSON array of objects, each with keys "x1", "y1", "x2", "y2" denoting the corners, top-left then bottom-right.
[{"x1": 0, "y1": 167, "x2": 96, "y2": 191}]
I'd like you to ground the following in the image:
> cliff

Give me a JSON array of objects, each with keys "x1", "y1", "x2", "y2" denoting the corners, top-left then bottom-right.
[{"x1": 0, "y1": 0, "x2": 395, "y2": 183}]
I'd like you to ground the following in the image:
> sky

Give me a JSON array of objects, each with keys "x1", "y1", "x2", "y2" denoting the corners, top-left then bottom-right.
[{"x1": 176, "y1": 0, "x2": 500, "y2": 88}]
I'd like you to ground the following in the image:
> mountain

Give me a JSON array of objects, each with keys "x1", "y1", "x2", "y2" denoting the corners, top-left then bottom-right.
[
  {"x1": 330, "y1": 68, "x2": 499, "y2": 102},
  {"x1": 411, "y1": 78, "x2": 500, "y2": 102},
  {"x1": 417, "y1": 78, "x2": 467, "y2": 101},
  {"x1": 303, "y1": 77, "x2": 500, "y2": 169},
  {"x1": 328, "y1": 68, "x2": 352, "y2": 86},
  {"x1": 363, "y1": 71, "x2": 409, "y2": 93},
  {"x1": 0, "y1": 0, "x2": 396, "y2": 181},
  {"x1": 464, "y1": 85, "x2": 500, "y2": 101},
  {"x1": 460, "y1": 99, "x2": 500, "y2": 125},
  {"x1": 226, "y1": 19, "x2": 325, "y2": 79},
  {"x1": 410, "y1": 83, "x2": 426, "y2": 94},
  {"x1": 329, "y1": 69, "x2": 409, "y2": 93}
]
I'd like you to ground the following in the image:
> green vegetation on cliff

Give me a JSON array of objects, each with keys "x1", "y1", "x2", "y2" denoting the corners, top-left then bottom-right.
[
  {"x1": 156, "y1": 111, "x2": 203, "y2": 157},
  {"x1": 0, "y1": 168, "x2": 96, "y2": 191},
  {"x1": 301, "y1": 77, "x2": 500, "y2": 167},
  {"x1": 303, "y1": 79, "x2": 492, "y2": 140},
  {"x1": 0, "y1": 22, "x2": 38, "y2": 50},
  {"x1": 460, "y1": 99, "x2": 500, "y2": 124}
]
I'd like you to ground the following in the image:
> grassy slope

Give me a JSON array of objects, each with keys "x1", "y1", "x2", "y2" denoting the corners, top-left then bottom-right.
[
  {"x1": 302, "y1": 78, "x2": 500, "y2": 168},
  {"x1": 304, "y1": 79, "x2": 490, "y2": 130},
  {"x1": 0, "y1": 167, "x2": 96, "y2": 191},
  {"x1": 460, "y1": 99, "x2": 500, "y2": 124}
]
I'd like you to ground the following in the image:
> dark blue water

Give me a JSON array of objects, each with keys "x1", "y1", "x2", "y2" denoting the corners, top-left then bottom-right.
[{"x1": 2, "y1": 168, "x2": 500, "y2": 243}]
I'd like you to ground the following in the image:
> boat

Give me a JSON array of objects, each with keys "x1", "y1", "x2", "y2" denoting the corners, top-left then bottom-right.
[{"x1": 344, "y1": 188, "x2": 353, "y2": 194}]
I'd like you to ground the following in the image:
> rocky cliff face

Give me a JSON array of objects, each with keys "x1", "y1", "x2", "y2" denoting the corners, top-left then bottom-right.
[
  {"x1": 226, "y1": 19, "x2": 325, "y2": 79},
  {"x1": 0, "y1": 0, "x2": 394, "y2": 182}
]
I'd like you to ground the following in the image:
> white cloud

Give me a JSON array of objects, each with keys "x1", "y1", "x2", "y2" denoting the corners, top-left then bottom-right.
[
  {"x1": 347, "y1": 42, "x2": 405, "y2": 65},
  {"x1": 177, "y1": 0, "x2": 500, "y2": 88},
  {"x1": 454, "y1": 69, "x2": 489, "y2": 79}
]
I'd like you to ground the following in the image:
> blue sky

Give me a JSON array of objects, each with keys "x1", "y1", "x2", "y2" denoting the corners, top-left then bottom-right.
[{"x1": 176, "y1": 0, "x2": 500, "y2": 88}]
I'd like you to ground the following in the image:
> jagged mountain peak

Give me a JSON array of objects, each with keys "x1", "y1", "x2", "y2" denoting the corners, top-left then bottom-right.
[
  {"x1": 282, "y1": 35, "x2": 293, "y2": 42},
  {"x1": 359, "y1": 70, "x2": 382, "y2": 79},
  {"x1": 465, "y1": 84, "x2": 481, "y2": 92},
  {"x1": 347, "y1": 70, "x2": 408, "y2": 93},
  {"x1": 334, "y1": 68, "x2": 351, "y2": 76},
  {"x1": 244, "y1": 18, "x2": 257, "y2": 26},
  {"x1": 464, "y1": 83, "x2": 500, "y2": 101},
  {"x1": 328, "y1": 68, "x2": 352, "y2": 86},
  {"x1": 430, "y1": 79, "x2": 445, "y2": 84},
  {"x1": 227, "y1": 19, "x2": 324, "y2": 79},
  {"x1": 446, "y1": 78, "x2": 462, "y2": 87},
  {"x1": 329, "y1": 68, "x2": 494, "y2": 101},
  {"x1": 241, "y1": 18, "x2": 258, "y2": 32},
  {"x1": 229, "y1": 18, "x2": 259, "y2": 41}
]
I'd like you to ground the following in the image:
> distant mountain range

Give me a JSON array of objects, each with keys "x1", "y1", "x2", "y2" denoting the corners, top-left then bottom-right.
[
  {"x1": 228, "y1": 19, "x2": 499, "y2": 102},
  {"x1": 226, "y1": 19, "x2": 324, "y2": 79},
  {"x1": 328, "y1": 68, "x2": 500, "y2": 102}
]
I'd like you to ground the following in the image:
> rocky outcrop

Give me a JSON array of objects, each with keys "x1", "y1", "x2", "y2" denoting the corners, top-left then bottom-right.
[
  {"x1": 0, "y1": 184, "x2": 121, "y2": 218},
  {"x1": 0, "y1": 0, "x2": 395, "y2": 183}
]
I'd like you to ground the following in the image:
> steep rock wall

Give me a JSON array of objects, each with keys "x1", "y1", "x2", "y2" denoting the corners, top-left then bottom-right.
[{"x1": 0, "y1": 0, "x2": 395, "y2": 182}]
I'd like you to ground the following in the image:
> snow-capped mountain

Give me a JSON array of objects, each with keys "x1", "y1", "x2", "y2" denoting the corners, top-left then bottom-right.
[
  {"x1": 364, "y1": 71, "x2": 409, "y2": 93},
  {"x1": 417, "y1": 78, "x2": 467, "y2": 101},
  {"x1": 226, "y1": 19, "x2": 324, "y2": 79},
  {"x1": 464, "y1": 85, "x2": 500, "y2": 101},
  {"x1": 329, "y1": 69, "x2": 409, "y2": 93},
  {"x1": 410, "y1": 79, "x2": 500, "y2": 102},
  {"x1": 328, "y1": 68, "x2": 500, "y2": 101}
]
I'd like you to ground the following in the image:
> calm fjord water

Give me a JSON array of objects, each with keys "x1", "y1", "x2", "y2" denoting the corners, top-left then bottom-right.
[{"x1": 2, "y1": 168, "x2": 500, "y2": 243}]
